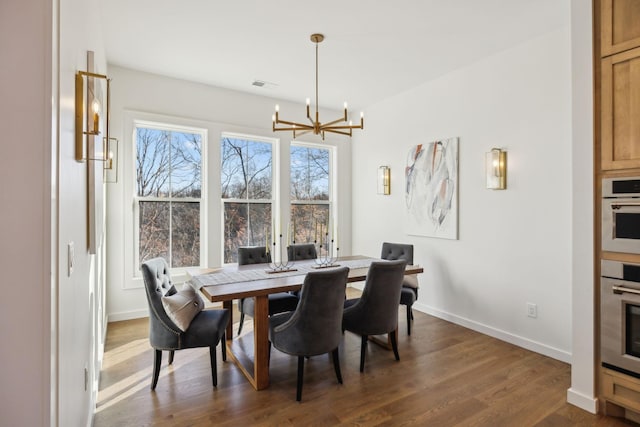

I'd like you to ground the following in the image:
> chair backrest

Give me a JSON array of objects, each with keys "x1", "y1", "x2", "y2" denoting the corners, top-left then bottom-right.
[
  {"x1": 238, "y1": 246, "x2": 272, "y2": 265},
  {"x1": 351, "y1": 259, "x2": 407, "y2": 335},
  {"x1": 141, "y1": 258, "x2": 182, "y2": 348},
  {"x1": 287, "y1": 243, "x2": 317, "y2": 261},
  {"x1": 272, "y1": 267, "x2": 349, "y2": 356},
  {"x1": 381, "y1": 242, "x2": 414, "y2": 265}
]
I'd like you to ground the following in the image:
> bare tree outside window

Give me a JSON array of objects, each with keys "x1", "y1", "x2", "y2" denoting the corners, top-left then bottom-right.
[
  {"x1": 290, "y1": 145, "x2": 331, "y2": 249},
  {"x1": 221, "y1": 136, "x2": 273, "y2": 263},
  {"x1": 136, "y1": 126, "x2": 203, "y2": 269}
]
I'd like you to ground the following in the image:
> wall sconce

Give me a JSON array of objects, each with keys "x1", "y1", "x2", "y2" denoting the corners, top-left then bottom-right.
[
  {"x1": 486, "y1": 148, "x2": 507, "y2": 190},
  {"x1": 75, "y1": 66, "x2": 111, "y2": 168},
  {"x1": 104, "y1": 137, "x2": 119, "y2": 183},
  {"x1": 377, "y1": 166, "x2": 391, "y2": 195}
]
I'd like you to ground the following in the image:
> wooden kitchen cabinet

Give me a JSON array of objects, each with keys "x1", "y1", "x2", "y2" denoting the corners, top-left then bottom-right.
[
  {"x1": 601, "y1": 0, "x2": 640, "y2": 57},
  {"x1": 601, "y1": 45, "x2": 640, "y2": 170},
  {"x1": 602, "y1": 367, "x2": 640, "y2": 416}
]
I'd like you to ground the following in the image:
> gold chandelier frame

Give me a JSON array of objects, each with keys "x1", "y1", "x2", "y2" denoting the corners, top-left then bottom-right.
[{"x1": 272, "y1": 33, "x2": 364, "y2": 139}]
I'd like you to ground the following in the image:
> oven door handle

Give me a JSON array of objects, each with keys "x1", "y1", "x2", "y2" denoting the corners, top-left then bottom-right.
[
  {"x1": 611, "y1": 202, "x2": 640, "y2": 209},
  {"x1": 612, "y1": 285, "x2": 640, "y2": 295}
]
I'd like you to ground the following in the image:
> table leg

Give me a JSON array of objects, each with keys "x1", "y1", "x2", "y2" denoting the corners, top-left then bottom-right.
[
  {"x1": 253, "y1": 294, "x2": 270, "y2": 390},
  {"x1": 223, "y1": 300, "x2": 233, "y2": 340}
]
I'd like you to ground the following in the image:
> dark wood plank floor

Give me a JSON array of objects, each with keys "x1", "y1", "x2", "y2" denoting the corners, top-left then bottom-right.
[{"x1": 94, "y1": 290, "x2": 637, "y2": 427}]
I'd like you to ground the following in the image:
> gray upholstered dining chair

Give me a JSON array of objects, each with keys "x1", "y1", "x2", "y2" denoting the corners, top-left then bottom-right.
[
  {"x1": 269, "y1": 266, "x2": 350, "y2": 401},
  {"x1": 287, "y1": 242, "x2": 318, "y2": 261},
  {"x1": 381, "y1": 242, "x2": 419, "y2": 335},
  {"x1": 342, "y1": 259, "x2": 407, "y2": 372},
  {"x1": 236, "y1": 246, "x2": 299, "y2": 336},
  {"x1": 141, "y1": 257, "x2": 230, "y2": 390},
  {"x1": 286, "y1": 243, "x2": 318, "y2": 297}
]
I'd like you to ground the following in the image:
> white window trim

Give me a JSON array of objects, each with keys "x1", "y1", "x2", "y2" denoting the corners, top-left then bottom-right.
[
  {"x1": 289, "y1": 140, "x2": 337, "y2": 255},
  {"x1": 220, "y1": 132, "x2": 280, "y2": 265},
  {"x1": 122, "y1": 112, "x2": 208, "y2": 289}
]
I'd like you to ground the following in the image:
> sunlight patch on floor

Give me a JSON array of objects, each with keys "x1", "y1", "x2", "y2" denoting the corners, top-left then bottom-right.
[
  {"x1": 96, "y1": 341, "x2": 204, "y2": 413},
  {"x1": 101, "y1": 338, "x2": 149, "y2": 369}
]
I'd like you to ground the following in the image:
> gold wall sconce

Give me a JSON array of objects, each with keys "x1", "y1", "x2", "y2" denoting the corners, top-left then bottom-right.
[
  {"x1": 377, "y1": 166, "x2": 391, "y2": 195},
  {"x1": 104, "y1": 137, "x2": 119, "y2": 183},
  {"x1": 486, "y1": 148, "x2": 507, "y2": 190},
  {"x1": 75, "y1": 66, "x2": 113, "y2": 170}
]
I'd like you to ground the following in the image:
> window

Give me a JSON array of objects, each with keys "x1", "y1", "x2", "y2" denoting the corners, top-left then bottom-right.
[
  {"x1": 290, "y1": 143, "x2": 332, "y2": 251},
  {"x1": 221, "y1": 134, "x2": 274, "y2": 263},
  {"x1": 135, "y1": 124, "x2": 204, "y2": 270}
]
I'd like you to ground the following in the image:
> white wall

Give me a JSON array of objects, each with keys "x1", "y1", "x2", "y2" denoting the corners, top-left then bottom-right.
[
  {"x1": 105, "y1": 66, "x2": 352, "y2": 320},
  {"x1": 352, "y1": 23, "x2": 573, "y2": 363},
  {"x1": 1, "y1": 0, "x2": 107, "y2": 425},
  {"x1": 0, "y1": 0, "x2": 53, "y2": 425},
  {"x1": 58, "y1": 0, "x2": 109, "y2": 425}
]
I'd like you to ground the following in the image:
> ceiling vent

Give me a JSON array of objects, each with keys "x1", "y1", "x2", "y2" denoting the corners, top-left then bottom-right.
[{"x1": 252, "y1": 79, "x2": 278, "y2": 89}]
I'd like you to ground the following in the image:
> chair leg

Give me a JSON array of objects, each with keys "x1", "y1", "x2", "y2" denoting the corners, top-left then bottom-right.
[
  {"x1": 360, "y1": 335, "x2": 368, "y2": 373},
  {"x1": 237, "y1": 312, "x2": 245, "y2": 336},
  {"x1": 168, "y1": 350, "x2": 175, "y2": 365},
  {"x1": 407, "y1": 306, "x2": 412, "y2": 336},
  {"x1": 389, "y1": 330, "x2": 400, "y2": 361},
  {"x1": 209, "y1": 346, "x2": 218, "y2": 387},
  {"x1": 296, "y1": 356, "x2": 305, "y2": 402},
  {"x1": 151, "y1": 349, "x2": 162, "y2": 390},
  {"x1": 221, "y1": 332, "x2": 227, "y2": 362},
  {"x1": 332, "y1": 348, "x2": 343, "y2": 384}
]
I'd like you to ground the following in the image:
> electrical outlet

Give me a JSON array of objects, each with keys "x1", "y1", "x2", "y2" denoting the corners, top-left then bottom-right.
[{"x1": 527, "y1": 302, "x2": 537, "y2": 318}]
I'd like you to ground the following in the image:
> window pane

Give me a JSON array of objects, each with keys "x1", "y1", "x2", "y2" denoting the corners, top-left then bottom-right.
[
  {"x1": 136, "y1": 127, "x2": 171, "y2": 197},
  {"x1": 290, "y1": 145, "x2": 329, "y2": 201},
  {"x1": 171, "y1": 202, "x2": 200, "y2": 268},
  {"x1": 291, "y1": 204, "x2": 329, "y2": 244},
  {"x1": 139, "y1": 201, "x2": 170, "y2": 266},
  {"x1": 223, "y1": 202, "x2": 271, "y2": 263},
  {"x1": 221, "y1": 137, "x2": 272, "y2": 199},
  {"x1": 171, "y1": 132, "x2": 202, "y2": 198}
]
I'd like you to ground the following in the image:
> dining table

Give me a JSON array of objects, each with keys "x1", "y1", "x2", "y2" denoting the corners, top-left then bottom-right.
[{"x1": 187, "y1": 255, "x2": 424, "y2": 390}]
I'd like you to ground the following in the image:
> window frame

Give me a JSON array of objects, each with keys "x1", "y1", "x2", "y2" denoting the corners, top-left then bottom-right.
[
  {"x1": 289, "y1": 140, "x2": 336, "y2": 253},
  {"x1": 220, "y1": 132, "x2": 279, "y2": 265},
  {"x1": 131, "y1": 119, "x2": 208, "y2": 279}
]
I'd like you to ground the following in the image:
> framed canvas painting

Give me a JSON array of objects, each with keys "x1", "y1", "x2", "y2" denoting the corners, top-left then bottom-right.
[{"x1": 405, "y1": 137, "x2": 458, "y2": 239}]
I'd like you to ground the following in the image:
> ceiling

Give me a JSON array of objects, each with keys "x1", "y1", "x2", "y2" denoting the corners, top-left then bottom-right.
[{"x1": 99, "y1": 0, "x2": 566, "y2": 112}]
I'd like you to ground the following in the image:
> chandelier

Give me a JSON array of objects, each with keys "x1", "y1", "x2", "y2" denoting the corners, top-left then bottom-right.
[{"x1": 272, "y1": 33, "x2": 364, "y2": 140}]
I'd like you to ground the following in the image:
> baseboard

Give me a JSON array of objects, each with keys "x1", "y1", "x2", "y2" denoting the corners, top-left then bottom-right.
[
  {"x1": 107, "y1": 309, "x2": 148, "y2": 322},
  {"x1": 567, "y1": 388, "x2": 598, "y2": 413},
  {"x1": 413, "y1": 302, "x2": 572, "y2": 364}
]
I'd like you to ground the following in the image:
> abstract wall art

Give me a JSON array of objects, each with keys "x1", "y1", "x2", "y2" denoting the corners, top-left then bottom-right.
[{"x1": 405, "y1": 137, "x2": 458, "y2": 239}]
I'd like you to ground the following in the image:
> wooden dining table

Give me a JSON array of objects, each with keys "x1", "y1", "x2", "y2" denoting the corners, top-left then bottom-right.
[{"x1": 187, "y1": 256, "x2": 424, "y2": 390}]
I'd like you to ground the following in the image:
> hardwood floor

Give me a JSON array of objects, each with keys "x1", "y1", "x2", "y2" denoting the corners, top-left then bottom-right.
[{"x1": 94, "y1": 290, "x2": 637, "y2": 426}]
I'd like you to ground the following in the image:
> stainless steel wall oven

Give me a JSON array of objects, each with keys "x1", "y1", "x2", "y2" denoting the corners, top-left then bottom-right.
[
  {"x1": 602, "y1": 177, "x2": 640, "y2": 254},
  {"x1": 601, "y1": 260, "x2": 640, "y2": 378}
]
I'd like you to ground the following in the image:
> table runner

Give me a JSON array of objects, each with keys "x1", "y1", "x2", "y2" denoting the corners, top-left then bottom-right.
[{"x1": 190, "y1": 258, "x2": 381, "y2": 288}]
